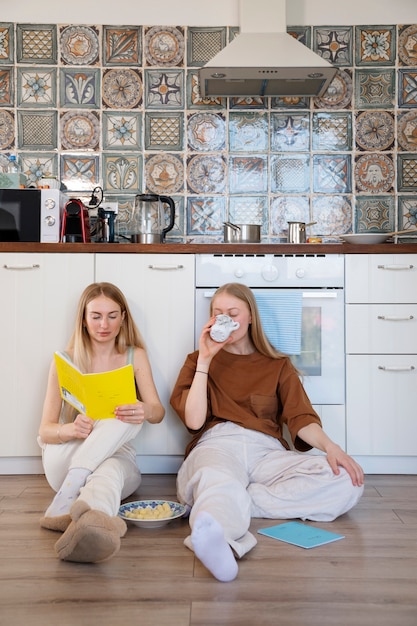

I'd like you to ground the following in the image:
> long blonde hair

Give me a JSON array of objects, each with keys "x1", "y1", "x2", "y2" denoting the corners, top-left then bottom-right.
[
  {"x1": 66, "y1": 282, "x2": 145, "y2": 373},
  {"x1": 210, "y1": 282, "x2": 287, "y2": 360}
]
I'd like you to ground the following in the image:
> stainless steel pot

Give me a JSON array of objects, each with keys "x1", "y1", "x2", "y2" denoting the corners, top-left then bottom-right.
[
  {"x1": 223, "y1": 222, "x2": 261, "y2": 243},
  {"x1": 287, "y1": 221, "x2": 316, "y2": 244}
]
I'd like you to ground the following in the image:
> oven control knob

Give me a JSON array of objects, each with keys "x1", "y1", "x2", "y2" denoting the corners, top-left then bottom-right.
[
  {"x1": 45, "y1": 198, "x2": 56, "y2": 210},
  {"x1": 234, "y1": 268, "x2": 244, "y2": 278},
  {"x1": 45, "y1": 216, "x2": 56, "y2": 227},
  {"x1": 261, "y1": 264, "x2": 279, "y2": 281},
  {"x1": 295, "y1": 268, "x2": 305, "y2": 278}
]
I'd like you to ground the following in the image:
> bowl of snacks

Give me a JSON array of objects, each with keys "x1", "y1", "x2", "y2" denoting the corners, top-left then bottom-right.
[{"x1": 119, "y1": 499, "x2": 186, "y2": 528}]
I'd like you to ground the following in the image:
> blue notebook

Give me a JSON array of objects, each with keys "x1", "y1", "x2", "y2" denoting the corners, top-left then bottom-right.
[{"x1": 257, "y1": 521, "x2": 344, "y2": 549}]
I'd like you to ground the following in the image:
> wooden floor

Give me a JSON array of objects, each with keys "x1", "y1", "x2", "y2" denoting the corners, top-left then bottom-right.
[{"x1": 0, "y1": 474, "x2": 416, "y2": 626}]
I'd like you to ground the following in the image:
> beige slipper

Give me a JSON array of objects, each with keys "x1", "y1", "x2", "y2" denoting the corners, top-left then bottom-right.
[
  {"x1": 39, "y1": 513, "x2": 72, "y2": 533},
  {"x1": 54, "y1": 501, "x2": 127, "y2": 563}
]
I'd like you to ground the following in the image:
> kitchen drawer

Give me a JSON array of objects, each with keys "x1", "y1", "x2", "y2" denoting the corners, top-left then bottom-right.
[
  {"x1": 346, "y1": 304, "x2": 417, "y2": 353},
  {"x1": 345, "y1": 254, "x2": 417, "y2": 303},
  {"x1": 346, "y1": 354, "x2": 417, "y2": 456}
]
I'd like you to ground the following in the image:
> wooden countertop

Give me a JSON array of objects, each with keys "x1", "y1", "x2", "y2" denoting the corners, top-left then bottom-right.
[{"x1": 0, "y1": 242, "x2": 417, "y2": 254}]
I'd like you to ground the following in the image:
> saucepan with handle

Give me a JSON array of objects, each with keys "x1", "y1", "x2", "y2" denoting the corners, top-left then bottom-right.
[{"x1": 223, "y1": 222, "x2": 261, "y2": 243}]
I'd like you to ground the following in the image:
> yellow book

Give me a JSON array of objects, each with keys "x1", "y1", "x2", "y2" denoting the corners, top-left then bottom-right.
[{"x1": 54, "y1": 351, "x2": 137, "y2": 420}]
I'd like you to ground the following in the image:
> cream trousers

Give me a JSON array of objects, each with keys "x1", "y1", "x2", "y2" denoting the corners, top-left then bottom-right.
[
  {"x1": 38, "y1": 419, "x2": 142, "y2": 516},
  {"x1": 177, "y1": 422, "x2": 364, "y2": 558}
]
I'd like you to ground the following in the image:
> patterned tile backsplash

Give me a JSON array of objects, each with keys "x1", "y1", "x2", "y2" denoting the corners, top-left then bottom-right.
[{"x1": 1, "y1": 21, "x2": 417, "y2": 242}]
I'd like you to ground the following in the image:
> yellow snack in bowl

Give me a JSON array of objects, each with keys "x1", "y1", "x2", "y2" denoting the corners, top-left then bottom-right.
[{"x1": 125, "y1": 502, "x2": 173, "y2": 520}]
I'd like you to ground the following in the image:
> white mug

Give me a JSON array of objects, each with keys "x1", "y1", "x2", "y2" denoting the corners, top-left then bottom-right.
[{"x1": 209, "y1": 314, "x2": 240, "y2": 342}]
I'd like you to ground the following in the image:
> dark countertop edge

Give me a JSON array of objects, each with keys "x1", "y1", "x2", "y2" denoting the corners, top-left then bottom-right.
[{"x1": 0, "y1": 242, "x2": 417, "y2": 254}]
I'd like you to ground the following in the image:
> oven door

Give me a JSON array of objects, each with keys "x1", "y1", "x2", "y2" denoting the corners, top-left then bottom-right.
[{"x1": 195, "y1": 288, "x2": 344, "y2": 405}]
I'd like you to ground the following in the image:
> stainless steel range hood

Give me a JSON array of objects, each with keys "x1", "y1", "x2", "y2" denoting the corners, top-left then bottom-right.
[{"x1": 199, "y1": 0, "x2": 337, "y2": 98}]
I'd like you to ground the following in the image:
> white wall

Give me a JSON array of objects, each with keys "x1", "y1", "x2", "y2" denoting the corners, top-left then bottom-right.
[{"x1": 0, "y1": 0, "x2": 416, "y2": 26}]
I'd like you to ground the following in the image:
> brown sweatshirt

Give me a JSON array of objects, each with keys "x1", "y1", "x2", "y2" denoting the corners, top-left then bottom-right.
[{"x1": 170, "y1": 348, "x2": 322, "y2": 458}]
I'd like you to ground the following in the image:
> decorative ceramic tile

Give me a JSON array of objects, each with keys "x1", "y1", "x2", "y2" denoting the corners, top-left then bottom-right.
[
  {"x1": 144, "y1": 69, "x2": 184, "y2": 109},
  {"x1": 187, "y1": 27, "x2": 226, "y2": 67},
  {"x1": 186, "y1": 70, "x2": 225, "y2": 109},
  {"x1": 314, "y1": 70, "x2": 353, "y2": 110},
  {"x1": 229, "y1": 96, "x2": 267, "y2": 110},
  {"x1": 60, "y1": 154, "x2": 100, "y2": 191},
  {"x1": 398, "y1": 69, "x2": 417, "y2": 108},
  {"x1": 60, "y1": 110, "x2": 100, "y2": 151},
  {"x1": 354, "y1": 68, "x2": 395, "y2": 109},
  {"x1": 313, "y1": 154, "x2": 351, "y2": 193},
  {"x1": 229, "y1": 113, "x2": 268, "y2": 152},
  {"x1": 270, "y1": 113, "x2": 309, "y2": 152},
  {"x1": 355, "y1": 111, "x2": 395, "y2": 151},
  {"x1": 145, "y1": 112, "x2": 183, "y2": 151},
  {"x1": 355, "y1": 26, "x2": 396, "y2": 65},
  {"x1": 229, "y1": 155, "x2": 267, "y2": 194},
  {"x1": 312, "y1": 112, "x2": 351, "y2": 151},
  {"x1": 187, "y1": 112, "x2": 225, "y2": 151},
  {"x1": 102, "y1": 111, "x2": 141, "y2": 151},
  {"x1": 311, "y1": 195, "x2": 352, "y2": 235},
  {"x1": 16, "y1": 24, "x2": 56, "y2": 64},
  {"x1": 271, "y1": 96, "x2": 310, "y2": 109},
  {"x1": 287, "y1": 26, "x2": 311, "y2": 47},
  {"x1": 271, "y1": 154, "x2": 310, "y2": 193},
  {"x1": 313, "y1": 26, "x2": 353, "y2": 66},
  {"x1": 60, "y1": 68, "x2": 100, "y2": 109},
  {"x1": 103, "y1": 154, "x2": 142, "y2": 193},
  {"x1": 398, "y1": 110, "x2": 417, "y2": 152},
  {"x1": 103, "y1": 26, "x2": 141, "y2": 66},
  {"x1": 270, "y1": 196, "x2": 310, "y2": 236},
  {"x1": 398, "y1": 25, "x2": 417, "y2": 66},
  {"x1": 17, "y1": 110, "x2": 57, "y2": 150},
  {"x1": 0, "y1": 67, "x2": 13, "y2": 106},
  {"x1": 20, "y1": 152, "x2": 57, "y2": 186},
  {"x1": 0, "y1": 109, "x2": 14, "y2": 149},
  {"x1": 60, "y1": 25, "x2": 100, "y2": 66},
  {"x1": 355, "y1": 195, "x2": 395, "y2": 232},
  {"x1": 144, "y1": 26, "x2": 184, "y2": 67},
  {"x1": 0, "y1": 24, "x2": 14, "y2": 64},
  {"x1": 17, "y1": 67, "x2": 57, "y2": 107},
  {"x1": 228, "y1": 196, "x2": 267, "y2": 230},
  {"x1": 398, "y1": 196, "x2": 417, "y2": 230},
  {"x1": 187, "y1": 155, "x2": 226, "y2": 193},
  {"x1": 102, "y1": 68, "x2": 142, "y2": 109},
  {"x1": 168, "y1": 195, "x2": 185, "y2": 237},
  {"x1": 397, "y1": 154, "x2": 417, "y2": 191},
  {"x1": 145, "y1": 153, "x2": 184, "y2": 194},
  {"x1": 354, "y1": 153, "x2": 395, "y2": 193},
  {"x1": 186, "y1": 196, "x2": 225, "y2": 235}
]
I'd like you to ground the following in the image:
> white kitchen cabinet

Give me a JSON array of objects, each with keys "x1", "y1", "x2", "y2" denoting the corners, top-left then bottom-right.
[
  {"x1": 95, "y1": 253, "x2": 194, "y2": 472},
  {"x1": 345, "y1": 254, "x2": 417, "y2": 472},
  {"x1": 0, "y1": 253, "x2": 94, "y2": 468}
]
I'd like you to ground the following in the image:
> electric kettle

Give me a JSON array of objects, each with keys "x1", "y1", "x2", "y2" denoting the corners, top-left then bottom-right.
[{"x1": 131, "y1": 194, "x2": 175, "y2": 243}]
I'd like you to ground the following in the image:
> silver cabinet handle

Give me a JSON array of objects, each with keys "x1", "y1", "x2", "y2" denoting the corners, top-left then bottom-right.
[
  {"x1": 147, "y1": 264, "x2": 184, "y2": 270},
  {"x1": 377, "y1": 315, "x2": 414, "y2": 321},
  {"x1": 378, "y1": 365, "x2": 415, "y2": 371},
  {"x1": 3, "y1": 264, "x2": 40, "y2": 270},
  {"x1": 377, "y1": 264, "x2": 414, "y2": 270}
]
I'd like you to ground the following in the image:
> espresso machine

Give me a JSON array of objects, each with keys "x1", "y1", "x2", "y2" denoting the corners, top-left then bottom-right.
[{"x1": 131, "y1": 194, "x2": 175, "y2": 243}]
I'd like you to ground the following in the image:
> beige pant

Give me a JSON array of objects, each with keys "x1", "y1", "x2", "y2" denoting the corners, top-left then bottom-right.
[
  {"x1": 177, "y1": 422, "x2": 364, "y2": 558},
  {"x1": 39, "y1": 419, "x2": 142, "y2": 516}
]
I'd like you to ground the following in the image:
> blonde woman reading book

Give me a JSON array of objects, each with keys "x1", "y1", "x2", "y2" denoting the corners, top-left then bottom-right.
[{"x1": 38, "y1": 282, "x2": 165, "y2": 563}]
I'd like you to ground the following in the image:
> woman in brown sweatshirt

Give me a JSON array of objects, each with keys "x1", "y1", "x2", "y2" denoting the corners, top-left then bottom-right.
[{"x1": 170, "y1": 282, "x2": 364, "y2": 582}]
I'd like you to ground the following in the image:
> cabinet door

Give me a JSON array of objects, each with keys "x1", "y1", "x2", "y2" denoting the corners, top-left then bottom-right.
[
  {"x1": 346, "y1": 254, "x2": 417, "y2": 303},
  {"x1": 346, "y1": 355, "x2": 417, "y2": 456},
  {"x1": 95, "y1": 254, "x2": 194, "y2": 459},
  {"x1": 0, "y1": 253, "x2": 95, "y2": 456}
]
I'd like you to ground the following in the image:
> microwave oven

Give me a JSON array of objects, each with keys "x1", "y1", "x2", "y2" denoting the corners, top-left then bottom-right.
[{"x1": 0, "y1": 188, "x2": 68, "y2": 243}]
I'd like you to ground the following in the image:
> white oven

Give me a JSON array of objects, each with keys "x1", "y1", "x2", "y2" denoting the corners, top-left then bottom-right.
[{"x1": 195, "y1": 254, "x2": 345, "y2": 407}]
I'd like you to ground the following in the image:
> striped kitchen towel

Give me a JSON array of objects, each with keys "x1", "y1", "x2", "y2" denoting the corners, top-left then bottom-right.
[{"x1": 254, "y1": 291, "x2": 303, "y2": 355}]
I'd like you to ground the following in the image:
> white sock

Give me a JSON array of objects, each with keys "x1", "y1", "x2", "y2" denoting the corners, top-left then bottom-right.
[
  {"x1": 191, "y1": 511, "x2": 238, "y2": 582},
  {"x1": 45, "y1": 468, "x2": 91, "y2": 517}
]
